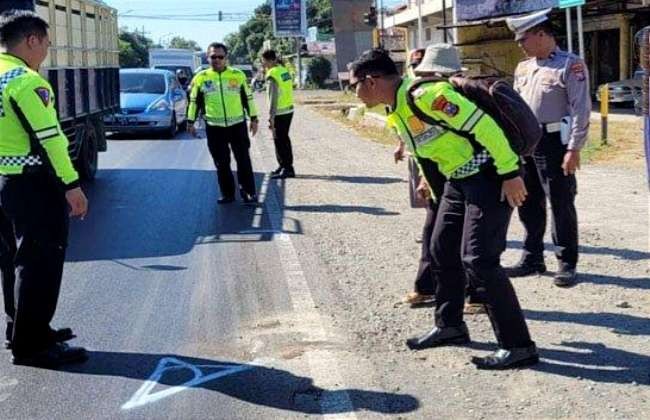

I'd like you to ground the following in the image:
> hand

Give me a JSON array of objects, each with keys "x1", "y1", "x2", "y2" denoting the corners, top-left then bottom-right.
[
  {"x1": 268, "y1": 118, "x2": 275, "y2": 131},
  {"x1": 393, "y1": 142, "x2": 405, "y2": 163},
  {"x1": 250, "y1": 120, "x2": 258, "y2": 136},
  {"x1": 65, "y1": 187, "x2": 88, "y2": 219},
  {"x1": 562, "y1": 150, "x2": 580, "y2": 176},
  {"x1": 187, "y1": 123, "x2": 197, "y2": 137},
  {"x1": 501, "y1": 176, "x2": 528, "y2": 208},
  {"x1": 416, "y1": 178, "x2": 431, "y2": 201}
]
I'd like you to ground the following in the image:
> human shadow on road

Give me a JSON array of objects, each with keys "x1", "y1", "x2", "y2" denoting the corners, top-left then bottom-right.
[
  {"x1": 295, "y1": 174, "x2": 406, "y2": 185},
  {"x1": 67, "y1": 170, "x2": 297, "y2": 262},
  {"x1": 284, "y1": 204, "x2": 400, "y2": 216},
  {"x1": 59, "y1": 351, "x2": 419, "y2": 415},
  {"x1": 525, "y1": 309, "x2": 650, "y2": 336},
  {"x1": 534, "y1": 341, "x2": 650, "y2": 385},
  {"x1": 506, "y1": 240, "x2": 650, "y2": 262}
]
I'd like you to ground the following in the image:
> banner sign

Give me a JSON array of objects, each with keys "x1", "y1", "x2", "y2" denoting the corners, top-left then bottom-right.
[
  {"x1": 456, "y1": 0, "x2": 558, "y2": 21},
  {"x1": 272, "y1": 0, "x2": 307, "y2": 38}
]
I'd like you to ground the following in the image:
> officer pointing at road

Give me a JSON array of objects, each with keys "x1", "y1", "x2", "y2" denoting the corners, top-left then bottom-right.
[
  {"x1": 506, "y1": 9, "x2": 591, "y2": 287},
  {"x1": 0, "y1": 10, "x2": 88, "y2": 367},
  {"x1": 188, "y1": 42, "x2": 259, "y2": 204}
]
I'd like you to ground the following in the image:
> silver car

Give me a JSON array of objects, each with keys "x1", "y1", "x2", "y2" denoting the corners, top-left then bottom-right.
[
  {"x1": 596, "y1": 70, "x2": 643, "y2": 104},
  {"x1": 105, "y1": 69, "x2": 188, "y2": 138}
]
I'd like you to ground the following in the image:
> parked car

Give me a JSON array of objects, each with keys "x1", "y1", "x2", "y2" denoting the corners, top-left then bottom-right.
[
  {"x1": 596, "y1": 69, "x2": 643, "y2": 105},
  {"x1": 105, "y1": 69, "x2": 188, "y2": 138}
]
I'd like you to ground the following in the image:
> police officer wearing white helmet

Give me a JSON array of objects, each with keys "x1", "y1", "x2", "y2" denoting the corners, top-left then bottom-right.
[{"x1": 505, "y1": 9, "x2": 591, "y2": 287}]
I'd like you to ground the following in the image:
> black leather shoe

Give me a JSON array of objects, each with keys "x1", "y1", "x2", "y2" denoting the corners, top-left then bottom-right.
[
  {"x1": 554, "y1": 267, "x2": 577, "y2": 287},
  {"x1": 471, "y1": 344, "x2": 539, "y2": 370},
  {"x1": 217, "y1": 196, "x2": 235, "y2": 204},
  {"x1": 406, "y1": 323, "x2": 470, "y2": 350},
  {"x1": 270, "y1": 167, "x2": 283, "y2": 175},
  {"x1": 271, "y1": 168, "x2": 295, "y2": 179},
  {"x1": 504, "y1": 261, "x2": 547, "y2": 278},
  {"x1": 5, "y1": 327, "x2": 75, "y2": 350},
  {"x1": 12, "y1": 342, "x2": 88, "y2": 368},
  {"x1": 241, "y1": 193, "x2": 258, "y2": 204}
]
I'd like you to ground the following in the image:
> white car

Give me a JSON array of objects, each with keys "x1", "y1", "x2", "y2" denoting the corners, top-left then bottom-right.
[{"x1": 596, "y1": 70, "x2": 643, "y2": 104}]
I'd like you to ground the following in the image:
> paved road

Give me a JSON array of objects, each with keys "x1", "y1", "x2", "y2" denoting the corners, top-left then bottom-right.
[{"x1": 0, "y1": 124, "x2": 418, "y2": 419}]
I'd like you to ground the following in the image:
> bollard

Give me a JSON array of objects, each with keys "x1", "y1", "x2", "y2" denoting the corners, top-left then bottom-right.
[{"x1": 600, "y1": 84, "x2": 608, "y2": 145}]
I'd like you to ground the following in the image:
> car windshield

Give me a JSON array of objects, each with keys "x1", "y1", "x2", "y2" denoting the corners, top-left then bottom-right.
[
  {"x1": 155, "y1": 66, "x2": 193, "y2": 76},
  {"x1": 120, "y1": 73, "x2": 166, "y2": 94}
]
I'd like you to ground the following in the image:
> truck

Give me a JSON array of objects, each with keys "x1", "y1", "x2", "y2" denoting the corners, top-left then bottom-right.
[
  {"x1": 0, "y1": 0, "x2": 120, "y2": 180},
  {"x1": 149, "y1": 48, "x2": 201, "y2": 87}
]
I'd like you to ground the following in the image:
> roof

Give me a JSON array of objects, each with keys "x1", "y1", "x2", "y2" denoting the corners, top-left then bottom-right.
[{"x1": 120, "y1": 68, "x2": 174, "y2": 76}]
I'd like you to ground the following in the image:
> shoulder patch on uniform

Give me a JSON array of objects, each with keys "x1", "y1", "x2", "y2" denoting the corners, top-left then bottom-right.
[
  {"x1": 34, "y1": 87, "x2": 50, "y2": 106},
  {"x1": 432, "y1": 95, "x2": 459, "y2": 117},
  {"x1": 570, "y1": 62, "x2": 586, "y2": 81}
]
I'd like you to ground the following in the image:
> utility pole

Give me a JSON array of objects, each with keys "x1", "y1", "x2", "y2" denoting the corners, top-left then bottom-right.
[
  {"x1": 296, "y1": 37, "x2": 302, "y2": 89},
  {"x1": 417, "y1": 0, "x2": 423, "y2": 48}
]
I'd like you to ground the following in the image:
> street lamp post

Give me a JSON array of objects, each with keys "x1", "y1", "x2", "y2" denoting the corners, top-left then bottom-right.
[{"x1": 417, "y1": 0, "x2": 423, "y2": 48}]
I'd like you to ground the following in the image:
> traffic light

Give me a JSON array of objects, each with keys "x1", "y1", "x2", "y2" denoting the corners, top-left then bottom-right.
[{"x1": 363, "y1": 6, "x2": 377, "y2": 27}]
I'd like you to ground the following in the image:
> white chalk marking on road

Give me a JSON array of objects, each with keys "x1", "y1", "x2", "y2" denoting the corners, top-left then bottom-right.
[
  {"x1": 252, "y1": 174, "x2": 271, "y2": 228},
  {"x1": 121, "y1": 357, "x2": 255, "y2": 410}
]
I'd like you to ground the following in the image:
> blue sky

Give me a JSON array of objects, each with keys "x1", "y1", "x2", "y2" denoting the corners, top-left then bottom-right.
[{"x1": 105, "y1": 0, "x2": 266, "y2": 49}]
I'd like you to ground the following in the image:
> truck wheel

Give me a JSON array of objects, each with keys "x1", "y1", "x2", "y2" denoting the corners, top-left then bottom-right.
[
  {"x1": 75, "y1": 121, "x2": 99, "y2": 181},
  {"x1": 165, "y1": 113, "x2": 177, "y2": 139}
]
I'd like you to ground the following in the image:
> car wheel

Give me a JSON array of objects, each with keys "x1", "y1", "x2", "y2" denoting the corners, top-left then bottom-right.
[
  {"x1": 74, "y1": 120, "x2": 99, "y2": 181},
  {"x1": 165, "y1": 113, "x2": 177, "y2": 139}
]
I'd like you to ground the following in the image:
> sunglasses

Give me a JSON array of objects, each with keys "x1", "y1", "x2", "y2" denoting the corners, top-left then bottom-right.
[
  {"x1": 349, "y1": 74, "x2": 379, "y2": 90},
  {"x1": 210, "y1": 54, "x2": 226, "y2": 60}
]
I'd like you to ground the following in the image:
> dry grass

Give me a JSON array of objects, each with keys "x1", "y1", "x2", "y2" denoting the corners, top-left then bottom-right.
[{"x1": 584, "y1": 118, "x2": 645, "y2": 168}]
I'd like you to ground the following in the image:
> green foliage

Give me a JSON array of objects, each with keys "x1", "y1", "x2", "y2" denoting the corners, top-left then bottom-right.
[
  {"x1": 307, "y1": 56, "x2": 332, "y2": 87},
  {"x1": 168, "y1": 36, "x2": 202, "y2": 51},
  {"x1": 118, "y1": 27, "x2": 154, "y2": 68},
  {"x1": 224, "y1": 0, "x2": 332, "y2": 65}
]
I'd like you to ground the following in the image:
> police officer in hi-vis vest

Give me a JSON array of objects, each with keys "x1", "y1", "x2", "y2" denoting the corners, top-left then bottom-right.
[
  {"x1": 188, "y1": 42, "x2": 259, "y2": 204},
  {"x1": 0, "y1": 10, "x2": 88, "y2": 367},
  {"x1": 349, "y1": 47, "x2": 538, "y2": 370},
  {"x1": 505, "y1": 9, "x2": 591, "y2": 287},
  {"x1": 261, "y1": 49, "x2": 296, "y2": 179}
]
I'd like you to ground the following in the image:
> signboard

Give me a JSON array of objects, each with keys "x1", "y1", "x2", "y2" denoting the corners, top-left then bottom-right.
[
  {"x1": 272, "y1": 0, "x2": 307, "y2": 38},
  {"x1": 306, "y1": 41, "x2": 336, "y2": 55},
  {"x1": 456, "y1": 0, "x2": 558, "y2": 21},
  {"x1": 559, "y1": 0, "x2": 585, "y2": 8}
]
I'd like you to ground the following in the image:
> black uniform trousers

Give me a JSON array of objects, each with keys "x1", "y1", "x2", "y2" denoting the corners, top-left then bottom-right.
[
  {"x1": 432, "y1": 171, "x2": 533, "y2": 349},
  {"x1": 517, "y1": 132, "x2": 578, "y2": 268},
  {"x1": 414, "y1": 159, "x2": 487, "y2": 304},
  {"x1": 0, "y1": 171, "x2": 69, "y2": 356},
  {"x1": 206, "y1": 122, "x2": 256, "y2": 198},
  {"x1": 0, "y1": 208, "x2": 16, "y2": 343},
  {"x1": 272, "y1": 112, "x2": 294, "y2": 170}
]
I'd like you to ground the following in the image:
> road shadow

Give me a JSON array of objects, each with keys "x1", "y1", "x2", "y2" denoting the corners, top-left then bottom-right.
[
  {"x1": 67, "y1": 169, "x2": 296, "y2": 262},
  {"x1": 506, "y1": 240, "x2": 650, "y2": 262},
  {"x1": 535, "y1": 341, "x2": 650, "y2": 385},
  {"x1": 284, "y1": 204, "x2": 400, "y2": 216},
  {"x1": 58, "y1": 351, "x2": 419, "y2": 415},
  {"x1": 296, "y1": 174, "x2": 405, "y2": 185},
  {"x1": 525, "y1": 309, "x2": 650, "y2": 336}
]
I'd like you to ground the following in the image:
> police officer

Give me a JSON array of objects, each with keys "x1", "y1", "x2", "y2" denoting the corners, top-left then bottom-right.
[
  {"x1": 349, "y1": 46, "x2": 538, "y2": 369},
  {"x1": 506, "y1": 9, "x2": 591, "y2": 287},
  {"x1": 188, "y1": 42, "x2": 259, "y2": 204},
  {"x1": 261, "y1": 49, "x2": 295, "y2": 179},
  {"x1": 0, "y1": 10, "x2": 88, "y2": 367}
]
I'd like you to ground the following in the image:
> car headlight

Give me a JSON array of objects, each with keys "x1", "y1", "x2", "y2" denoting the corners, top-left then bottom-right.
[{"x1": 148, "y1": 98, "x2": 170, "y2": 112}]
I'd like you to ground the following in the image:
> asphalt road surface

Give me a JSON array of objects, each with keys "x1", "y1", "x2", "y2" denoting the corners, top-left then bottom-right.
[{"x1": 0, "y1": 127, "x2": 417, "y2": 419}]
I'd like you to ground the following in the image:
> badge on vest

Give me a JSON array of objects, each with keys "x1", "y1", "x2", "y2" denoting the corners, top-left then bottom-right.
[
  {"x1": 34, "y1": 87, "x2": 50, "y2": 107},
  {"x1": 432, "y1": 95, "x2": 459, "y2": 117}
]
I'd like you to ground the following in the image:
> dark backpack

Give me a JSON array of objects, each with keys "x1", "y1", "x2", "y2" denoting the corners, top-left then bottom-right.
[{"x1": 406, "y1": 76, "x2": 542, "y2": 156}]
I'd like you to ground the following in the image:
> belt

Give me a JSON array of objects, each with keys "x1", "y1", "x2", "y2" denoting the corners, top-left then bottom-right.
[{"x1": 543, "y1": 122, "x2": 561, "y2": 133}]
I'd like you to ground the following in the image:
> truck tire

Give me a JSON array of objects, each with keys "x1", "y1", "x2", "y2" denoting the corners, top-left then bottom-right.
[
  {"x1": 74, "y1": 120, "x2": 99, "y2": 181},
  {"x1": 165, "y1": 112, "x2": 177, "y2": 139}
]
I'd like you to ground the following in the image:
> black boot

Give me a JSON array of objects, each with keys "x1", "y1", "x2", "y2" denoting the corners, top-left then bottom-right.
[
  {"x1": 504, "y1": 260, "x2": 547, "y2": 277},
  {"x1": 406, "y1": 323, "x2": 470, "y2": 350},
  {"x1": 554, "y1": 264, "x2": 577, "y2": 287}
]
